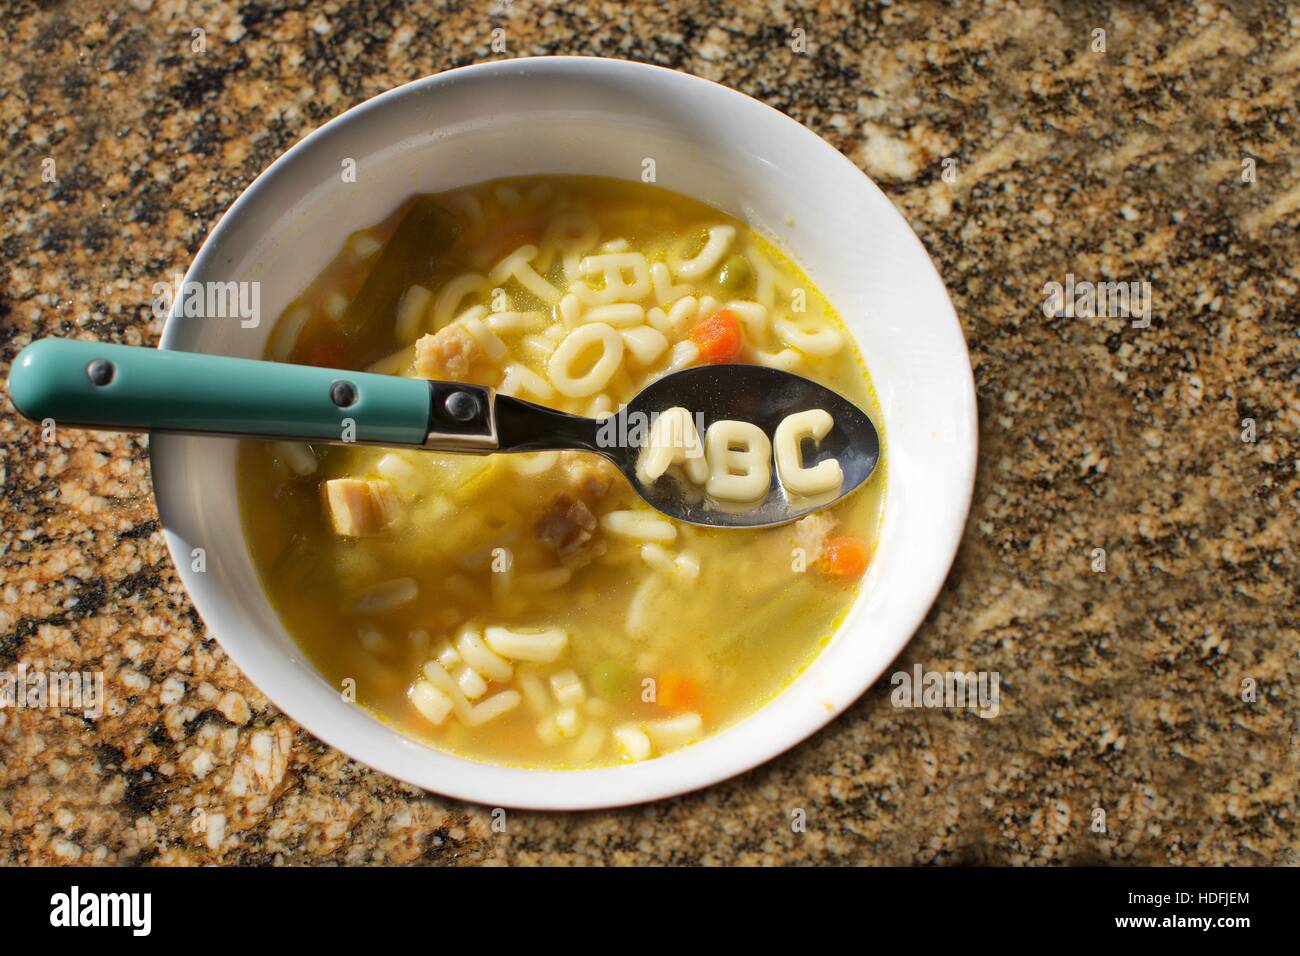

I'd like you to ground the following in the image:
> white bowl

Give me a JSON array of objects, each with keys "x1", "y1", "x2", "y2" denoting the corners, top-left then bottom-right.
[{"x1": 152, "y1": 57, "x2": 976, "y2": 809}]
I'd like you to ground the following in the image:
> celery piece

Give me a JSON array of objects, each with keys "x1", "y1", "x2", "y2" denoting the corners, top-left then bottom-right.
[{"x1": 339, "y1": 195, "x2": 460, "y2": 337}]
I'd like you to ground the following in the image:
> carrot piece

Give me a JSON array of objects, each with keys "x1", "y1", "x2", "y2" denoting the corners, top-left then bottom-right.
[
  {"x1": 657, "y1": 672, "x2": 701, "y2": 711},
  {"x1": 689, "y1": 309, "x2": 743, "y2": 363},
  {"x1": 819, "y1": 536, "x2": 870, "y2": 579}
]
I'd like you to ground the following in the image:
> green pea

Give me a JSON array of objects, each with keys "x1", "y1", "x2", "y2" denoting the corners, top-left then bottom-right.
[
  {"x1": 591, "y1": 659, "x2": 633, "y2": 700},
  {"x1": 717, "y1": 254, "x2": 755, "y2": 295}
]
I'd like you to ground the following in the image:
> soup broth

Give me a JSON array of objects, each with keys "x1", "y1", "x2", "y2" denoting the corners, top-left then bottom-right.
[{"x1": 237, "y1": 175, "x2": 885, "y2": 769}]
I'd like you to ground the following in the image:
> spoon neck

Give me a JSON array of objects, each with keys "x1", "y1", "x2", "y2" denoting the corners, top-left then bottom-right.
[{"x1": 493, "y1": 393, "x2": 604, "y2": 454}]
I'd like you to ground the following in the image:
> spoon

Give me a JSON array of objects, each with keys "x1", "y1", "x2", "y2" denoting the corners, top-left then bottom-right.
[{"x1": 7, "y1": 337, "x2": 880, "y2": 528}]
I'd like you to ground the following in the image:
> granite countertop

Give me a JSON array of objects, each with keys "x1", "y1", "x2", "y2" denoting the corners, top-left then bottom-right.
[{"x1": 1, "y1": 0, "x2": 1296, "y2": 865}]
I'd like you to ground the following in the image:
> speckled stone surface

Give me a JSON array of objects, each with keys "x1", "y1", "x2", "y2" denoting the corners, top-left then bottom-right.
[{"x1": 1, "y1": 0, "x2": 1296, "y2": 865}]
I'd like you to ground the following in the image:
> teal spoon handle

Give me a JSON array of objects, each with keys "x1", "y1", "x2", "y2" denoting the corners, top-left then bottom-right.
[{"x1": 6, "y1": 337, "x2": 494, "y2": 450}]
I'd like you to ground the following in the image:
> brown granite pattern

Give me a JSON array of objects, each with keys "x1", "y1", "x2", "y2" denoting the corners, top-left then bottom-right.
[{"x1": 0, "y1": 0, "x2": 1296, "y2": 865}]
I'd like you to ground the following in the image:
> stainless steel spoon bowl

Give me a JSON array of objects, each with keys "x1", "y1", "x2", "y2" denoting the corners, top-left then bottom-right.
[{"x1": 497, "y1": 364, "x2": 879, "y2": 527}]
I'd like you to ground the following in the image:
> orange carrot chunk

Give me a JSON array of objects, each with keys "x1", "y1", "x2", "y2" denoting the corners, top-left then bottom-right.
[
  {"x1": 689, "y1": 309, "x2": 743, "y2": 363},
  {"x1": 657, "y1": 672, "x2": 702, "y2": 711},
  {"x1": 819, "y1": 536, "x2": 870, "y2": 579}
]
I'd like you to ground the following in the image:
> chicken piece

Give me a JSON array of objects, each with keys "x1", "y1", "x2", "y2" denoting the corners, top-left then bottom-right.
[
  {"x1": 414, "y1": 324, "x2": 483, "y2": 381},
  {"x1": 322, "y1": 478, "x2": 397, "y2": 536},
  {"x1": 533, "y1": 453, "x2": 622, "y2": 568},
  {"x1": 791, "y1": 511, "x2": 835, "y2": 563},
  {"x1": 556, "y1": 451, "x2": 620, "y2": 502}
]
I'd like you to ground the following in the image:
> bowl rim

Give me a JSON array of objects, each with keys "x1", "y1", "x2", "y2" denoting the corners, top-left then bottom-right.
[{"x1": 152, "y1": 55, "x2": 977, "y2": 809}]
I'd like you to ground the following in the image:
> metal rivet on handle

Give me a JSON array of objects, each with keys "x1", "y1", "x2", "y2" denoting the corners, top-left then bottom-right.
[
  {"x1": 444, "y1": 390, "x2": 479, "y2": 422},
  {"x1": 86, "y1": 359, "x2": 114, "y2": 387},
  {"x1": 330, "y1": 380, "x2": 358, "y2": 408}
]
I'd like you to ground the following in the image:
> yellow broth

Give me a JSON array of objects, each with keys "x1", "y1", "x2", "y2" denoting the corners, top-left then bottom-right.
[{"x1": 237, "y1": 176, "x2": 885, "y2": 768}]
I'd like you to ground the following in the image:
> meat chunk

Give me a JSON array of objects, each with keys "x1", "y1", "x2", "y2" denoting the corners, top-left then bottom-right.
[
  {"x1": 322, "y1": 478, "x2": 397, "y2": 536},
  {"x1": 533, "y1": 453, "x2": 622, "y2": 568},
  {"x1": 414, "y1": 324, "x2": 483, "y2": 381},
  {"x1": 535, "y1": 493, "x2": 604, "y2": 568}
]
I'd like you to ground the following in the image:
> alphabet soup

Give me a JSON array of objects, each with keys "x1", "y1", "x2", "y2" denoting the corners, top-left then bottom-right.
[{"x1": 237, "y1": 175, "x2": 886, "y2": 769}]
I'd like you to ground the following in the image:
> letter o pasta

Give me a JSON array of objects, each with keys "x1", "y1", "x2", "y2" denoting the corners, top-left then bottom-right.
[
  {"x1": 548, "y1": 322, "x2": 625, "y2": 397},
  {"x1": 774, "y1": 409, "x2": 844, "y2": 496},
  {"x1": 704, "y1": 420, "x2": 772, "y2": 501}
]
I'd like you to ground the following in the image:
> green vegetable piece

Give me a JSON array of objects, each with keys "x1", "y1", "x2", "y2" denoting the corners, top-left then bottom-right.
[
  {"x1": 717, "y1": 254, "x2": 755, "y2": 295},
  {"x1": 591, "y1": 659, "x2": 633, "y2": 701},
  {"x1": 339, "y1": 195, "x2": 460, "y2": 336}
]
